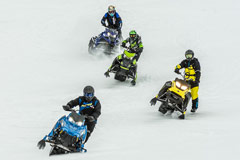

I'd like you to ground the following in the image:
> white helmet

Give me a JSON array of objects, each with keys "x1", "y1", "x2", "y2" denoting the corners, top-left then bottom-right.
[{"x1": 108, "y1": 5, "x2": 116, "y2": 16}]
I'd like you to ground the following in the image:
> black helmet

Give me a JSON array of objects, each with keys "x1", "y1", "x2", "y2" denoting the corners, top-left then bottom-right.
[
  {"x1": 185, "y1": 50, "x2": 194, "y2": 60},
  {"x1": 83, "y1": 85, "x2": 94, "y2": 102}
]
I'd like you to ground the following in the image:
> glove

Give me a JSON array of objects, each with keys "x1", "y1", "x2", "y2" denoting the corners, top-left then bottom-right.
[
  {"x1": 121, "y1": 42, "x2": 126, "y2": 48},
  {"x1": 108, "y1": 25, "x2": 114, "y2": 29},
  {"x1": 195, "y1": 79, "x2": 200, "y2": 83},
  {"x1": 102, "y1": 23, "x2": 106, "y2": 27},
  {"x1": 37, "y1": 139, "x2": 46, "y2": 149},
  {"x1": 136, "y1": 47, "x2": 143, "y2": 53},
  {"x1": 63, "y1": 105, "x2": 71, "y2": 111},
  {"x1": 187, "y1": 79, "x2": 194, "y2": 84},
  {"x1": 104, "y1": 71, "x2": 110, "y2": 77},
  {"x1": 174, "y1": 68, "x2": 180, "y2": 74},
  {"x1": 87, "y1": 116, "x2": 95, "y2": 122},
  {"x1": 150, "y1": 97, "x2": 157, "y2": 106},
  {"x1": 131, "y1": 80, "x2": 136, "y2": 86}
]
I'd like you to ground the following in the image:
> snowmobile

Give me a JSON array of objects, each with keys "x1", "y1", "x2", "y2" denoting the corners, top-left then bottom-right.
[
  {"x1": 155, "y1": 73, "x2": 192, "y2": 119},
  {"x1": 88, "y1": 27, "x2": 121, "y2": 55},
  {"x1": 109, "y1": 49, "x2": 137, "y2": 83},
  {"x1": 38, "y1": 110, "x2": 88, "y2": 156}
]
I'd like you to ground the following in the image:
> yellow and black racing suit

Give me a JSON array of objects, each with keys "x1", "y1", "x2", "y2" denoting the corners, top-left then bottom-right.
[{"x1": 175, "y1": 58, "x2": 201, "y2": 109}]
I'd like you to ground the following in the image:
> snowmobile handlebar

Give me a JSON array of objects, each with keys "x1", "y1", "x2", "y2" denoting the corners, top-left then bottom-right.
[
  {"x1": 63, "y1": 106, "x2": 92, "y2": 120},
  {"x1": 121, "y1": 46, "x2": 136, "y2": 53},
  {"x1": 180, "y1": 73, "x2": 185, "y2": 79},
  {"x1": 62, "y1": 105, "x2": 79, "y2": 112},
  {"x1": 176, "y1": 71, "x2": 185, "y2": 79}
]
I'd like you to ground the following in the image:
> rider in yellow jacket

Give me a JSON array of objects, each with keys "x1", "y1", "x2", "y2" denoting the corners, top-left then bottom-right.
[{"x1": 174, "y1": 50, "x2": 201, "y2": 112}]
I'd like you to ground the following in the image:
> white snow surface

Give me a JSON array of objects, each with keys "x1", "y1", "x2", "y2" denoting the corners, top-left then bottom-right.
[{"x1": 1, "y1": 0, "x2": 240, "y2": 159}]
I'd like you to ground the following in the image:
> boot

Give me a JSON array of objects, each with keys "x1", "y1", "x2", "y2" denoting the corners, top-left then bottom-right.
[
  {"x1": 191, "y1": 98, "x2": 199, "y2": 113},
  {"x1": 84, "y1": 131, "x2": 91, "y2": 144},
  {"x1": 191, "y1": 108, "x2": 197, "y2": 113},
  {"x1": 131, "y1": 80, "x2": 136, "y2": 86},
  {"x1": 178, "y1": 114, "x2": 185, "y2": 119}
]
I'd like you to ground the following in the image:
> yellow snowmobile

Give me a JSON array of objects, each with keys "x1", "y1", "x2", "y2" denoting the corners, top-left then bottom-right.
[{"x1": 151, "y1": 73, "x2": 191, "y2": 119}]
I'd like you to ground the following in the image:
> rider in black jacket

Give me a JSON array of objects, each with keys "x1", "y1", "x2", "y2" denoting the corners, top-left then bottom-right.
[
  {"x1": 101, "y1": 5, "x2": 122, "y2": 38},
  {"x1": 63, "y1": 86, "x2": 101, "y2": 143},
  {"x1": 174, "y1": 50, "x2": 201, "y2": 112}
]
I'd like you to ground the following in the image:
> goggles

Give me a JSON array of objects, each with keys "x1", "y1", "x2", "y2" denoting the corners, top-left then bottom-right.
[
  {"x1": 108, "y1": 10, "x2": 115, "y2": 14},
  {"x1": 130, "y1": 34, "x2": 136, "y2": 38},
  {"x1": 185, "y1": 54, "x2": 193, "y2": 59},
  {"x1": 84, "y1": 93, "x2": 94, "y2": 97}
]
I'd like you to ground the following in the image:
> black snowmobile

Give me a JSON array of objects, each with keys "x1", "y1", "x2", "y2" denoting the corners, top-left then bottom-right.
[{"x1": 105, "y1": 49, "x2": 137, "y2": 85}]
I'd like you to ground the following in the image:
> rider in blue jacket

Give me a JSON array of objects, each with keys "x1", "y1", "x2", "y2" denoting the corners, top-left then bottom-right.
[
  {"x1": 37, "y1": 86, "x2": 101, "y2": 150},
  {"x1": 101, "y1": 5, "x2": 122, "y2": 38}
]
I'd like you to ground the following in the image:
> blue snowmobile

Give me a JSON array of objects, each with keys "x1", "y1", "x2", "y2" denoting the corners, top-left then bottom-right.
[
  {"x1": 37, "y1": 109, "x2": 88, "y2": 156},
  {"x1": 88, "y1": 27, "x2": 121, "y2": 55}
]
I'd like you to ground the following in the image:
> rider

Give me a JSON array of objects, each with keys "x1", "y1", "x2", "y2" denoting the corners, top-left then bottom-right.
[
  {"x1": 174, "y1": 50, "x2": 201, "y2": 112},
  {"x1": 121, "y1": 30, "x2": 143, "y2": 61},
  {"x1": 37, "y1": 86, "x2": 101, "y2": 150},
  {"x1": 101, "y1": 5, "x2": 122, "y2": 38},
  {"x1": 104, "y1": 50, "x2": 137, "y2": 85},
  {"x1": 63, "y1": 86, "x2": 101, "y2": 143}
]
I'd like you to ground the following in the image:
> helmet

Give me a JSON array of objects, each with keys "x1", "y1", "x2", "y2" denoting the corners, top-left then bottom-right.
[
  {"x1": 108, "y1": 5, "x2": 116, "y2": 17},
  {"x1": 185, "y1": 50, "x2": 194, "y2": 60},
  {"x1": 129, "y1": 30, "x2": 137, "y2": 40},
  {"x1": 83, "y1": 85, "x2": 94, "y2": 102}
]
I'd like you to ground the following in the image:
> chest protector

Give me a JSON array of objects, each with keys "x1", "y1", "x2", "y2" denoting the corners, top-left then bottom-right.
[
  {"x1": 184, "y1": 65, "x2": 196, "y2": 81},
  {"x1": 129, "y1": 38, "x2": 139, "y2": 50},
  {"x1": 78, "y1": 98, "x2": 97, "y2": 112}
]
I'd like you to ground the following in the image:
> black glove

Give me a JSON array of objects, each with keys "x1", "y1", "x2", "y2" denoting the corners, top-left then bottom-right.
[
  {"x1": 131, "y1": 80, "x2": 136, "y2": 86},
  {"x1": 195, "y1": 79, "x2": 200, "y2": 83},
  {"x1": 102, "y1": 23, "x2": 106, "y2": 27},
  {"x1": 187, "y1": 79, "x2": 194, "y2": 85},
  {"x1": 37, "y1": 139, "x2": 46, "y2": 149},
  {"x1": 121, "y1": 42, "x2": 126, "y2": 48},
  {"x1": 87, "y1": 116, "x2": 95, "y2": 122},
  {"x1": 174, "y1": 68, "x2": 180, "y2": 74},
  {"x1": 63, "y1": 105, "x2": 71, "y2": 111},
  {"x1": 104, "y1": 71, "x2": 110, "y2": 77},
  {"x1": 150, "y1": 97, "x2": 157, "y2": 106},
  {"x1": 136, "y1": 47, "x2": 143, "y2": 53},
  {"x1": 108, "y1": 25, "x2": 114, "y2": 29}
]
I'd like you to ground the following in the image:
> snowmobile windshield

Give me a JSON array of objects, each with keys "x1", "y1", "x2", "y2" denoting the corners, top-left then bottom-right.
[
  {"x1": 124, "y1": 50, "x2": 135, "y2": 58},
  {"x1": 68, "y1": 112, "x2": 85, "y2": 126}
]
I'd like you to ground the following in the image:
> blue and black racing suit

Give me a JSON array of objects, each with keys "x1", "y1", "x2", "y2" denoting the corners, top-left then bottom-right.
[
  {"x1": 101, "y1": 12, "x2": 122, "y2": 37},
  {"x1": 67, "y1": 96, "x2": 101, "y2": 143}
]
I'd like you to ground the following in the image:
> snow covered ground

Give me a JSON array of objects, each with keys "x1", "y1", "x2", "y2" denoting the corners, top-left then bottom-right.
[{"x1": 1, "y1": 0, "x2": 240, "y2": 159}]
